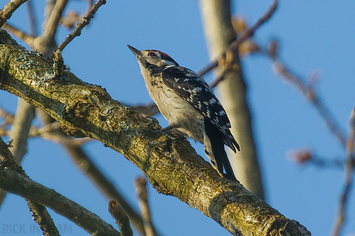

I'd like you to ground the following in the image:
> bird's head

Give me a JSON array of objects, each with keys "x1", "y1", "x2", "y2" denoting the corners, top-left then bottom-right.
[{"x1": 128, "y1": 45, "x2": 179, "y2": 68}]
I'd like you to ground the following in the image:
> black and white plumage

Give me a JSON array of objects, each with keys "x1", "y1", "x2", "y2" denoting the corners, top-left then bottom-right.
[{"x1": 128, "y1": 45, "x2": 240, "y2": 180}]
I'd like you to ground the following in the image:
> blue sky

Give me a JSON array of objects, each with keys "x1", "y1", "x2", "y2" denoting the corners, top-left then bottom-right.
[{"x1": 0, "y1": 1, "x2": 354, "y2": 235}]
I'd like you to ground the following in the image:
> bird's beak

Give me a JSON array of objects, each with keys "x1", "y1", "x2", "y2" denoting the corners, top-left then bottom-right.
[{"x1": 127, "y1": 45, "x2": 142, "y2": 58}]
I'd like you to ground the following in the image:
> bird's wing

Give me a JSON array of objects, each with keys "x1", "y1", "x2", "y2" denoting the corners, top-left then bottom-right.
[{"x1": 162, "y1": 66, "x2": 239, "y2": 151}]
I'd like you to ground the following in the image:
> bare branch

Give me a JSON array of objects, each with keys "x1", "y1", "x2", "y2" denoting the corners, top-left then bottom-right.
[
  {"x1": 8, "y1": 100, "x2": 35, "y2": 162},
  {"x1": 331, "y1": 108, "x2": 355, "y2": 236},
  {"x1": 129, "y1": 103, "x2": 160, "y2": 117},
  {"x1": 0, "y1": 0, "x2": 28, "y2": 27},
  {"x1": 60, "y1": 0, "x2": 94, "y2": 30},
  {"x1": 0, "y1": 121, "x2": 91, "y2": 147},
  {"x1": 55, "y1": 0, "x2": 106, "y2": 54},
  {"x1": 135, "y1": 177, "x2": 158, "y2": 236},
  {"x1": 109, "y1": 200, "x2": 133, "y2": 236},
  {"x1": 265, "y1": 40, "x2": 347, "y2": 148},
  {"x1": 59, "y1": 10, "x2": 81, "y2": 29},
  {"x1": 41, "y1": 132, "x2": 91, "y2": 145},
  {"x1": 2, "y1": 22, "x2": 35, "y2": 46}
]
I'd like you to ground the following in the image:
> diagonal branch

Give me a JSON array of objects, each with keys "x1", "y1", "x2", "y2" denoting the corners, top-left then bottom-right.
[
  {"x1": 264, "y1": 42, "x2": 347, "y2": 148},
  {"x1": 2, "y1": 22, "x2": 35, "y2": 46},
  {"x1": 55, "y1": 0, "x2": 106, "y2": 54},
  {"x1": 0, "y1": 105, "x2": 14, "y2": 126},
  {"x1": 0, "y1": 168, "x2": 120, "y2": 236},
  {"x1": 0, "y1": 0, "x2": 28, "y2": 27},
  {"x1": 0, "y1": 137, "x2": 60, "y2": 236},
  {"x1": 0, "y1": 30, "x2": 310, "y2": 235}
]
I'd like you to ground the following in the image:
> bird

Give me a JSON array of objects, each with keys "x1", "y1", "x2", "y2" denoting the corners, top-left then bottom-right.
[{"x1": 128, "y1": 45, "x2": 240, "y2": 180}]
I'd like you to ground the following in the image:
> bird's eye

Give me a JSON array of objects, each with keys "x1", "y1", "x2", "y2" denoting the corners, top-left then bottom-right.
[{"x1": 147, "y1": 52, "x2": 156, "y2": 57}]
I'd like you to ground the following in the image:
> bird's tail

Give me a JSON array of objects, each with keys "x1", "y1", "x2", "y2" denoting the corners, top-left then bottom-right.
[{"x1": 204, "y1": 119, "x2": 236, "y2": 181}]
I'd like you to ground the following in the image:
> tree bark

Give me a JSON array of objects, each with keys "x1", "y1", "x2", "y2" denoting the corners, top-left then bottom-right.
[{"x1": 0, "y1": 30, "x2": 309, "y2": 235}]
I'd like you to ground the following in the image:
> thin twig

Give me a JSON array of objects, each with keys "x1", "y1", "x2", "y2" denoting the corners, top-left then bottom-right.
[
  {"x1": 331, "y1": 108, "x2": 355, "y2": 236},
  {"x1": 309, "y1": 156, "x2": 344, "y2": 169},
  {"x1": 265, "y1": 45, "x2": 347, "y2": 148},
  {"x1": 29, "y1": 122, "x2": 61, "y2": 136},
  {"x1": 287, "y1": 148, "x2": 345, "y2": 169},
  {"x1": 54, "y1": 0, "x2": 106, "y2": 54},
  {"x1": 0, "y1": 106, "x2": 14, "y2": 126},
  {"x1": 209, "y1": 63, "x2": 237, "y2": 89},
  {"x1": 0, "y1": 0, "x2": 28, "y2": 27},
  {"x1": 8, "y1": 100, "x2": 35, "y2": 163},
  {"x1": 60, "y1": 0, "x2": 94, "y2": 29},
  {"x1": 197, "y1": 0, "x2": 278, "y2": 78},
  {"x1": 129, "y1": 103, "x2": 160, "y2": 117},
  {"x1": 59, "y1": 10, "x2": 81, "y2": 29},
  {"x1": 40, "y1": 132, "x2": 92, "y2": 146},
  {"x1": 26, "y1": 0, "x2": 37, "y2": 36},
  {"x1": 43, "y1": 0, "x2": 56, "y2": 31},
  {"x1": 0, "y1": 122, "x2": 91, "y2": 146},
  {"x1": 135, "y1": 177, "x2": 158, "y2": 236},
  {"x1": 2, "y1": 22, "x2": 35, "y2": 46},
  {"x1": 109, "y1": 200, "x2": 133, "y2": 236}
]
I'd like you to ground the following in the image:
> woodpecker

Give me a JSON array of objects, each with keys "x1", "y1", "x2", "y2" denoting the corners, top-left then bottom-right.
[{"x1": 128, "y1": 45, "x2": 240, "y2": 180}]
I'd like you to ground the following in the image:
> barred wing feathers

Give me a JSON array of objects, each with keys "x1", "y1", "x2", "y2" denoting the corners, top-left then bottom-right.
[{"x1": 161, "y1": 66, "x2": 239, "y2": 152}]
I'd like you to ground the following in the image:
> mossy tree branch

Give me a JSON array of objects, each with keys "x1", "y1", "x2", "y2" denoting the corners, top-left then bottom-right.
[{"x1": 0, "y1": 30, "x2": 310, "y2": 235}]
